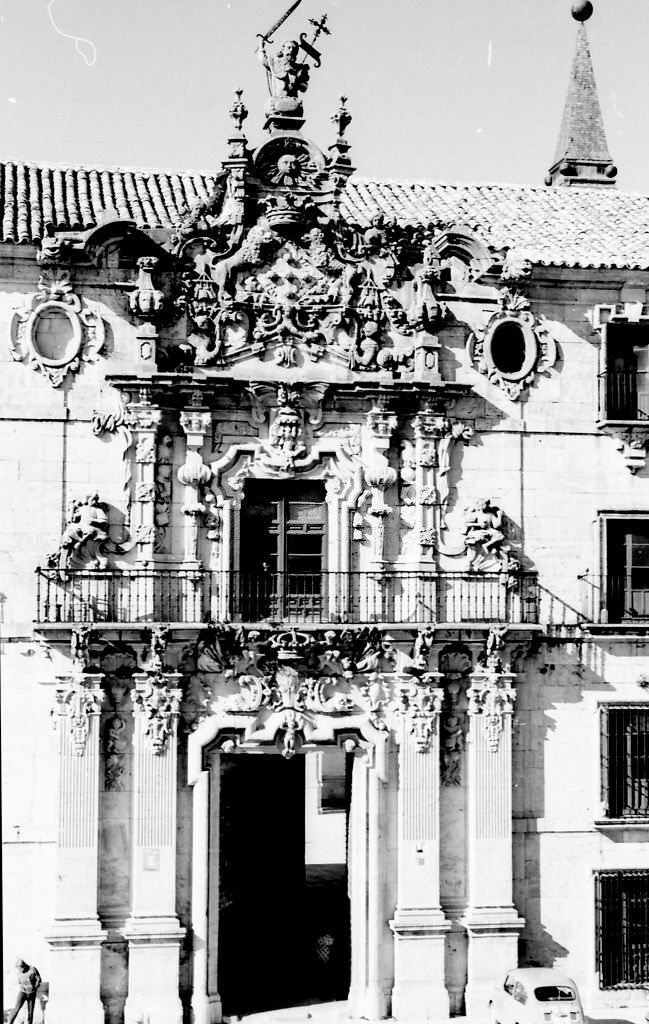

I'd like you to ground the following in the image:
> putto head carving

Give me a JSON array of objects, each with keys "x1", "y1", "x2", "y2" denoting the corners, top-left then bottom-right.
[{"x1": 9, "y1": 271, "x2": 105, "y2": 387}]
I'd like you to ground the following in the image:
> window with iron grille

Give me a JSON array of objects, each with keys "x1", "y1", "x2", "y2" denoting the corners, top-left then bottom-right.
[
  {"x1": 600, "y1": 705, "x2": 649, "y2": 818},
  {"x1": 595, "y1": 870, "x2": 649, "y2": 988}
]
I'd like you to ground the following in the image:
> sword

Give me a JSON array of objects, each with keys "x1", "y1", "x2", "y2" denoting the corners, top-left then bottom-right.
[{"x1": 257, "y1": 0, "x2": 305, "y2": 43}]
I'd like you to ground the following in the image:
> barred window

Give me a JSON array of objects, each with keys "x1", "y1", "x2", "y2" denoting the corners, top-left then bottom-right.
[
  {"x1": 596, "y1": 871, "x2": 649, "y2": 988},
  {"x1": 600, "y1": 705, "x2": 649, "y2": 818}
]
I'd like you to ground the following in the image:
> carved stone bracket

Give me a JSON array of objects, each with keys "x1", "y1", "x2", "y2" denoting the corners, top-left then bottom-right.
[
  {"x1": 54, "y1": 674, "x2": 104, "y2": 756},
  {"x1": 9, "y1": 270, "x2": 105, "y2": 387},
  {"x1": 600, "y1": 424, "x2": 649, "y2": 474},
  {"x1": 132, "y1": 672, "x2": 182, "y2": 755}
]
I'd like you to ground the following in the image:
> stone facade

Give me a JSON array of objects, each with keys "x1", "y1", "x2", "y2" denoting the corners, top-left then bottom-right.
[{"x1": 3, "y1": 13, "x2": 649, "y2": 1024}]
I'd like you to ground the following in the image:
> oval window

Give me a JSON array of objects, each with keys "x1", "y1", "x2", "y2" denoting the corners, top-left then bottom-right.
[
  {"x1": 33, "y1": 308, "x2": 76, "y2": 363},
  {"x1": 490, "y1": 321, "x2": 527, "y2": 376}
]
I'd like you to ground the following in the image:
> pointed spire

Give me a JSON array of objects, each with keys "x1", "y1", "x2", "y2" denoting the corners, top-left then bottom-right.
[{"x1": 545, "y1": 4, "x2": 617, "y2": 188}]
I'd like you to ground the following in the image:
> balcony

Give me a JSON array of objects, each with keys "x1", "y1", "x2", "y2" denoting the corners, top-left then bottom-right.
[
  {"x1": 35, "y1": 568, "x2": 540, "y2": 628},
  {"x1": 598, "y1": 370, "x2": 649, "y2": 422},
  {"x1": 585, "y1": 573, "x2": 649, "y2": 627}
]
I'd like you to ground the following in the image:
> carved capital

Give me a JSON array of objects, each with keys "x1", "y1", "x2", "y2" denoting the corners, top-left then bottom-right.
[
  {"x1": 54, "y1": 673, "x2": 104, "y2": 755},
  {"x1": 467, "y1": 670, "x2": 516, "y2": 752},
  {"x1": 397, "y1": 677, "x2": 444, "y2": 752},
  {"x1": 180, "y1": 408, "x2": 212, "y2": 446},
  {"x1": 132, "y1": 672, "x2": 182, "y2": 755}
]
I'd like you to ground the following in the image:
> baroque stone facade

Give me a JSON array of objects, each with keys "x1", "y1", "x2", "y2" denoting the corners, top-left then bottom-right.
[{"x1": 3, "y1": 8, "x2": 649, "y2": 1024}]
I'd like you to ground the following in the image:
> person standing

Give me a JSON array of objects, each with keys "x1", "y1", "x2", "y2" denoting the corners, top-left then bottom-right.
[{"x1": 7, "y1": 959, "x2": 41, "y2": 1024}]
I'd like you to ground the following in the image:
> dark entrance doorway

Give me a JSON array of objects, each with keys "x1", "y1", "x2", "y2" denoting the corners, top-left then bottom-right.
[{"x1": 218, "y1": 752, "x2": 351, "y2": 1016}]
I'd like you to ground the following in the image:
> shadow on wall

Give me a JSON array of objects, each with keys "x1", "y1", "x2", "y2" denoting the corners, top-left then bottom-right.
[{"x1": 512, "y1": 638, "x2": 615, "y2": 971}]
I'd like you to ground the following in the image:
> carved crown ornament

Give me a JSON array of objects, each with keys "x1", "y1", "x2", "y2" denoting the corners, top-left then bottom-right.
[
  {"x1": 466, "y1": 289, "x2": 557, "y2": 400},
  {"x1": 9, "y1": 270, "x2": 105, "y2": 387},
  {"x1": 178, "y1": 625, "x2": 447, "y2": 756}
]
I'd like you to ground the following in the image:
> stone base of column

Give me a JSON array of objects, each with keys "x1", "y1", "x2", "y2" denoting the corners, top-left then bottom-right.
[
  {"x1": 190, "y1": 992, "x2": 222, "y2": 1024},
  {"x1": 123, "y1": 917, "x2": 186, "y2": 1024},
  {"x1": 46, "y1": 919, "x2": 106, "y2": 1024},
  {"x1": 390, "y1": 910, "x2": 450, "y2": 1020},
  {"x1": 464, "y1": 908, "x2": 524, "y2": 1018},
  {"x1": 347, "y1": 983, "x2": 392, "y2": 1022}
]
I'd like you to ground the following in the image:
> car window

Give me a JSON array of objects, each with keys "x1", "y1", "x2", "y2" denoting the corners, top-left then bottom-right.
[
  {"x1": 534, "y1": 986, "x2": 576, "y2": 1002},
  {"x1": 504, "y1": 976, "x2": 515, "y2": 995},
  {"x1": 513, "y1": 982, "x2": 528, "y2": 1005}
]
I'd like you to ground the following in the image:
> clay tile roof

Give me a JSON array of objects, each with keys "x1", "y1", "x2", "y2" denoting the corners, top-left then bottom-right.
[{"x1": 1, "y1": 160, "x2": 649, "y2": 270}]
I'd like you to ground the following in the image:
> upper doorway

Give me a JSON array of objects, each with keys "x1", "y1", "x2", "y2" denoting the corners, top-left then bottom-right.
[{"x1": 236, "y1": 480, "x2": 327, "y2": 623}]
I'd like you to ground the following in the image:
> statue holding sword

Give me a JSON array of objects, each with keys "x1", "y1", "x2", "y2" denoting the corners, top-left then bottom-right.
[{"x1": 257, "y1": 2, "x2": 330, "y2": 119}]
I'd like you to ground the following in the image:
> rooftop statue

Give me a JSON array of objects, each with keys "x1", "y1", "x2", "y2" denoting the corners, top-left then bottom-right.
[{"x1": 257, "y1": 3, "x2": 330, "y2": 125}]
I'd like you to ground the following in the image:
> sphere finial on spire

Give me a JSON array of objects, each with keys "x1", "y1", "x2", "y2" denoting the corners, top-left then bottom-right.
[{"x1": 571, "y1": 1, "x2": 593, "y2": 22}]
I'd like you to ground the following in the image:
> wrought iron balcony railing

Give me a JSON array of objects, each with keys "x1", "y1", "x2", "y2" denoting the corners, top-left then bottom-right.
[
  {"x1": 598, "y1": 370, "x2": 649, "y2": 421},
  {"x1": 584, "y1": 573, "x2": 649, "y2": 625},
  {"x1": 35, "y1": 568, "x2": 540, "y2": 627}
]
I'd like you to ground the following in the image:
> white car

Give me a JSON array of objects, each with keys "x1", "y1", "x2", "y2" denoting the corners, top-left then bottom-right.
[{"x1": 489, "y1": 968, "x2": 585, "y2": 1024}]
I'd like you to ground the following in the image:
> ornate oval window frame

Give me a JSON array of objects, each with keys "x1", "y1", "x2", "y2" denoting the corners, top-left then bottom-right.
[
  {"x1": 27, "y1": 300, "x2": 83, "y2": 370},
  {"x1": 467, "y1": 304, "x2": 557, "y2": 400},
  {"x1": 9, "y1": 270, "x2": 105, "y2": 387}
]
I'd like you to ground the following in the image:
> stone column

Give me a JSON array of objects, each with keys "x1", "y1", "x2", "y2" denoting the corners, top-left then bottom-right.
[
  {"x1": 348, "y1": 739, "x2": 393, "y2": 1021},
  {"x1": 464, "y1": 657, "x2": 524, "y2": 1016},
  {"x1": 391, "y1": 677, "x2": 449, "y2": 1020},
  {"x1": 124, "y1": 671, "x2": 185, "y2": 1024},
  {"x1": 47, "y1": 672, "x2": 106, "y2": 1024}
]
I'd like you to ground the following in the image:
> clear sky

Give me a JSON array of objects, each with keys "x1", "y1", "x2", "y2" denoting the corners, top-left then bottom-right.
[{"x1": 0, "y1": 0, "x2": 648, "y2": 192}]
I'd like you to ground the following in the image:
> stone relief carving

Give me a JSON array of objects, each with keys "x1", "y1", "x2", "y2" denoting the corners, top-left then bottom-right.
[
  {"x1": 9, "y1": 270, "x2": 105, "y2": 387},
  {"x1": 397, "y1": 678, "x2": 443, "y2": 753},
  {"x1": 467, "y1": 289, "x2": 556, "y2": 400},
  {"x1": 462, "y1": 499, "x2": 513, "y2": 570},
  {"x1": 126, "y1": 256, "x2": 166, "y2": 320},
  {"x1": 468, "y1": 626, "x2": 516, "y2": 753},
  {"x1": 438, "y1": 643, "x2": 472, "y2": 786},
  {"x1": 48, "y1": 494, "x2": 112, "y2": 570},
  {"x1": 104, "y1": 713, "x2": 130, "y2": 791},
  {"x1": 154, "y1": 432, "x2": 174, "y2": 554},
  {"x1": 132, "y1": 674, "x2": 182, "y2": 755},
  {"x1": 178, "y1": 625, "x2": 441, "y2": 756},
  {"x1": 54, "y1": 676, "x2": 104, "y2": 756}
]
